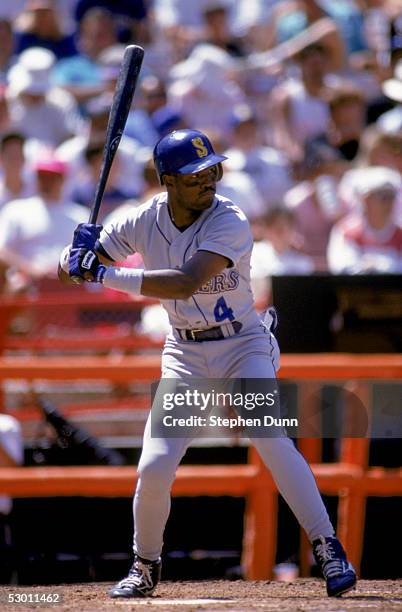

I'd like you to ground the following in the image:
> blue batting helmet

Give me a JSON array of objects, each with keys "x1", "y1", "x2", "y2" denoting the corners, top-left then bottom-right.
[{"x1": 153, "y1": 129, "x2": 227, "y2": 184}]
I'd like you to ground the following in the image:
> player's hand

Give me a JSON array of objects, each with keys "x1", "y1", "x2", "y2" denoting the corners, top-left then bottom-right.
[
  {"x1": 68, "y1": 247, "x2": 107, "y2": 284},
  {"x1": 72, "y1": 223, "x2": 103, "y2": 250}
]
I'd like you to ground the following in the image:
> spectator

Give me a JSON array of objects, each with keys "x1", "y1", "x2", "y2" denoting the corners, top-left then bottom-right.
[
  {"x1": 0, "y1": 85, "x2": 11, "y2": 135},
  {"x1": 242, "y1": 15, "x2": 348, "y2": 129},
  {"x1": 168, "y1": 44, "x2": 246, "y2": 139},
  {"x1": 267, "y1": 0, "x2": 327, "y2": 45},
  {"x1": 0, "y1": 132, "x2": 35, "y2": 209},
  {"x1": 57, "y1": 95, "x2": 147, "y2": 203},
  {"x1": 250, "y1": 205, "x2": 315, "y2": 306},
  {"x1": 245, "y1": 14, "x2": 346, "y2": 71},
  {"x1": 224, "y1": 105, "x2": 293, "y2": 209},
  {"x1": 284, "y1": 173, "x2": 345, "y2": 271},
  {"x1": 152, "y1": 0, "x2": 227, "y2": 60},
  {"x1": 123, "y1": 75, "x2": 174, "y2": 147},
  {"x1": 7, "y1": 47, "x2": 80, "y2": 148},
  {"x1": 0, "y1": 0, "x2": 76, "y2": 31},
  {"x1": 357, "y1": 125, "x2": 402, "y2": 172},
  {"x1": 136, "y1": 155, "x2": 163, "y2": 202},
  {"x1": 201, "y1": 0, "x2": 246, "y2": 57},
  {"x1": 327, "y1": 166, "x2": 402, "y2": 273},
  {"x1": 152, "y1": 0, "x2": 253, "y2": 58},
  {"x1": 14, "y1": 0, "x2": 78, "y2": 59},
  {"x1": 229, "y1": 0, "x2": 280, "y2": 52},
  {"x1": 270, "y1": 42, "x2": 332, "y2": 163},
  {"x1": 153, "y1": 0, "x2": 240, "y2": 31},
  {"x1": 362, "y1": 1, "x2": 394, "y2": 70},
  {"x1": 70, "y1": 140, "x2": 139, "y2": 222},
  {"x1": 0, "y1": 413, "x2": 23, "y2": 583},
  {"x1": 52, "y1": 8, "x2": 119, "y2": 103},
  {"x1": 218, "y1": 169, "x2": 266, "y2": 222},
  {"x1": 151, "y1": 107, "x2": 187, "y2": 139},
  {"x1": 304, "y1": 83, "x2": 367, "y2": 176},
  {"x1": 390, "y1": 6, "x2": 402, "y2": 67},
  {"x1": 0, "y1": 153, "x2": 87, "y2": 293},
  {"x1": 96, "y1": 42, "x2": 127, "y2": 94},
  {"x1": 0, "y1": 19, "x2": 16, "y2": 83},
  {"x1": 251, "y1": 205, "x2": 315, "y2": 275},
  {"x1": 74, "y1": 0, "x2": 149, "y2": 44},
  {"x1": 379, "y1": 59, "x2": 402, "y2": 133},
  {"x1": 270, "y1": 0, "x2": 367, "y2": 55},
  {"x1": 95, "y1": 43, "x2": 182, "y2": 145},
  {"x1": 338, "y1": 127, "x2": 402, "y2": 215}
]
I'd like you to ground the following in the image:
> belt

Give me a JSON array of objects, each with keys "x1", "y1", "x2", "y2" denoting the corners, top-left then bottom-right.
[{"x1": 176, "y1": 321, "x2": 243, "y2": 342}]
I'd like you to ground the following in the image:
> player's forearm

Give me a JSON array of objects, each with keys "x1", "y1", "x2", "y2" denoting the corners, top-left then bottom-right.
[
  {"x1": 142, "y1": 269, "x2": 200, "y2": 299},
  {"x1": 103, "y1": 267, "x2": 199, "y2": 299}
]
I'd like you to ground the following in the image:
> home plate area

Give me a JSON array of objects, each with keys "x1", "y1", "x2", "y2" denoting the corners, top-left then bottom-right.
[{"x1": 1, "y1": 580, "x2": 402, "y2": 612}]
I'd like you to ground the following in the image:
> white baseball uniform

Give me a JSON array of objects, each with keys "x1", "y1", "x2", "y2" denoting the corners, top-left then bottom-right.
[{"x1": 99, "y1": 191, "x2": 334, "y2": 561}]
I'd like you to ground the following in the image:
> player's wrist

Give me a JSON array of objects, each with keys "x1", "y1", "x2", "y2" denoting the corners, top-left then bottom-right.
[
  {"x1": 103, "y1": 267, "x2": 144, "y2": 295},
  {"x1": 95, "y1": 265, "x2": 107, "y2": 283}
]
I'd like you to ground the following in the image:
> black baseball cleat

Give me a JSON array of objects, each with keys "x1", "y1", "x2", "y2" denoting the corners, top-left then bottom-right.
[
  {"x1": 312, "y1": 535, "x2": 357, "y2": 597},
  {"x1": 109, "y1": 555, "x2": 161, "y2": 598}
]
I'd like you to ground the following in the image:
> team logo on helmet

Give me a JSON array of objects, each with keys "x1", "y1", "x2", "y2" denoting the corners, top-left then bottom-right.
[{"x1": 191, "y1": 137, "x2": 209, "y2": 158}]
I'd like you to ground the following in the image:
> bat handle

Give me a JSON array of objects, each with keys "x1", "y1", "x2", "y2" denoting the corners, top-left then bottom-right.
[
  {"x1": 88, "y1": 193, "x2": 103, "y2": 224},
  {"x1": 88, "y1": 160, "x2": 109, "y2": 224}
]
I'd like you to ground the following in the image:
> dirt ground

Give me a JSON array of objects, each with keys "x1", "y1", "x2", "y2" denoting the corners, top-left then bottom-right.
[
  {"x1": 0, "y1": 578, "x2": 402, "y2": 612},
  {"x1": 0, "y1": 579, "x2": 401, "y2": 612}
]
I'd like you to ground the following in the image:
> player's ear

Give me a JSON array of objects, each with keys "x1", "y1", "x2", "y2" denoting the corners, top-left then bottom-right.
[
  {"x1": 163, "y1": 174, "x2": 174, "y2": 187},
  {"x1": 215, "y1": 163, "x2": 223, "y2": 182}
]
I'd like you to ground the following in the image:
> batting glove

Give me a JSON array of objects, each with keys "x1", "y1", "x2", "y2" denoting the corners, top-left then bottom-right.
[
  {"x1": 72, "y1": 223, "x2": 103, "y2": 250},
  {"x1": 68, "y1": 247, "x2": 107, "y2": 283}
]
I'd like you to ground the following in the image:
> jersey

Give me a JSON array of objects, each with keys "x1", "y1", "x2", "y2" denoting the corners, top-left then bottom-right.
[{"x1": 99, "y1": 192, "x2": 258, "y2": 330}]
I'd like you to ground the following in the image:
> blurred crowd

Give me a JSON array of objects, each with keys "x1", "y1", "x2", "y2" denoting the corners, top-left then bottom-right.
[{"x1": 0, "y1": 0, "x2": 401, "y2": 296}]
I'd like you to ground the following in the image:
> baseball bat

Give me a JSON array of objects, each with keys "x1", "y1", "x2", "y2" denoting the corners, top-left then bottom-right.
[{"x1": 88, "y1": 44, "x2": 144, "y2": 224}]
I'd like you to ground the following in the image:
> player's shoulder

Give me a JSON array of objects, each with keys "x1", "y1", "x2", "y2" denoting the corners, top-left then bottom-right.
[
  {"x1": 116, "y1": 192, "x2": 166, "y2": 223},
  {"x1": 213, "y1": 194, "x2": 250, "y2": 224},
  {"x1": 137, "y1": 191, "x2": 168, "y2": 220}
]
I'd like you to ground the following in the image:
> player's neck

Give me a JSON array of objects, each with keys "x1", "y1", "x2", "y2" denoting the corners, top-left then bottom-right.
[{"x1": 167, "y1": 202, "x2": 202, "y2": 231}]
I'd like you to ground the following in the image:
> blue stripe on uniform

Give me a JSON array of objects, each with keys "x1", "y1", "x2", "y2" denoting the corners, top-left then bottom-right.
[
  {"x1": 156, "y1": 220, "x2": 171, "y2": 245},
  {"x1": 191, "y1": 296, "x2": 209, "y2": 325}
]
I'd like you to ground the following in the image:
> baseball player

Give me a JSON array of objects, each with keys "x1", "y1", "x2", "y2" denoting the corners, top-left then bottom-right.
[{"x1": 60, "y1": 129, "x2": 356, "y2": 598}]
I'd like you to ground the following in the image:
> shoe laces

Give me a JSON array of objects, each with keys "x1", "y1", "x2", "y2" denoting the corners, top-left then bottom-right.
[
  {"x1": 315, "y1": 536, "x2": 345, "y2": 578},
  {"x1": 118, "y1": 560, "x2": 153, "y2": 589}
]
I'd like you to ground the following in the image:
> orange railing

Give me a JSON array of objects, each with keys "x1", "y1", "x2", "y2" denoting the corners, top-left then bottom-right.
[
  {"x1": 0, "y1": 290, "x2": 160, "y2": 353},
  {"x1": 0, "y1": 353, "x2": 401, "y2": 578}
]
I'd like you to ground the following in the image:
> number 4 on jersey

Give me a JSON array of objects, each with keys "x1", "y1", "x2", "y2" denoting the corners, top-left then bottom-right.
[{"x1": 214, "y1": 297, "x2": 235, "y2": 322}]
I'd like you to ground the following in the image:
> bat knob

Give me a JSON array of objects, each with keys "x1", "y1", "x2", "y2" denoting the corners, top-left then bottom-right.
[{"x1": 70, "y1": 275, "x2": 84, "y2": 285}]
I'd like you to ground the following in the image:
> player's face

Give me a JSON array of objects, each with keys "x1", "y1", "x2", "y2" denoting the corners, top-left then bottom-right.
[{"x1": 170, "y1": 165, "x2": 219, "y2": 211}]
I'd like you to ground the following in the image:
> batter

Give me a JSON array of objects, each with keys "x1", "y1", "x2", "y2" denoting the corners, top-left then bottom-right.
[{"x1": 61, "y1": 129, "x2": 356, "y2": 599}]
